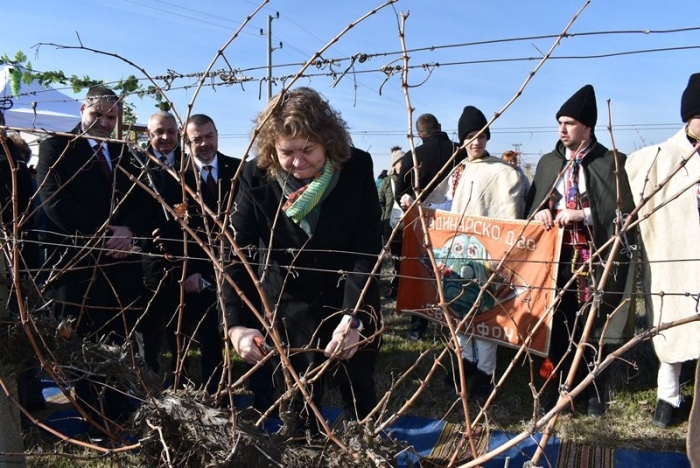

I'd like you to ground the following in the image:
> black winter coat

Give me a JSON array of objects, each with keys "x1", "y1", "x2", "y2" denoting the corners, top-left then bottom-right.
[
  {"x1": 526, "y1": 138, "x2": 636, "y2": 323},
  {"x1": 395, "y1": 132, "x2": 461, "y2": 198},
  {"x1": 0, "y1": 139, "x2": 37, "y2": 271},
  {"x1": 36, "y1": 125, "x2": 154, "y2": 324},
  {"x1": 222, "y1": 148, "x2": 382, "y2": 346}
]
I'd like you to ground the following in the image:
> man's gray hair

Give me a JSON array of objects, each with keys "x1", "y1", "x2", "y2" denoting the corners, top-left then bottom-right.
[{"x1": 148, "y1": 111, "x2": 177, "y2": 129}]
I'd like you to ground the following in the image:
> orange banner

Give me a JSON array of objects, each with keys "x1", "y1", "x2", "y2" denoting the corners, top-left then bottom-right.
[{"x1": 396, "y1": 208, "x2": 562, "y2": 356}]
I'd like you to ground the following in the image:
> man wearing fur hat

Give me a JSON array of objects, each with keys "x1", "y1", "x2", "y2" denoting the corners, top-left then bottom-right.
[
  {"x1": 404, "y1": 105, "x2": 525, "y2": 400},
  {"x1": 396, "y1": 113, "x2": 462, "y2": 340},
  {"x1": 626, "y1": 73, "x2": 700, "y2": 430},
  {"x1": 525, "y1": 84, "x2": 636, "y2": 417}
]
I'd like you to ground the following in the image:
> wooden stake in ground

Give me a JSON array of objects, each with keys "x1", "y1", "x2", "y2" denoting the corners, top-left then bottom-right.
[{"x1": 0, "y1": 258, "x2": 26, "y2": 468}]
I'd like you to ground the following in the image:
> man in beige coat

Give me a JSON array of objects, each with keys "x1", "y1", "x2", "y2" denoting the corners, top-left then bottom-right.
[{"x1": 626, "y1": 73, "x2": 700, "y2": 433}]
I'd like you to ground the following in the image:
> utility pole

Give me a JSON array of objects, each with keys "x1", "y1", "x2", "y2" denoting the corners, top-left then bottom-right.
[
  {"x1": 512, "y1": 143, "x2": 523, "y2": 166},
  {"x1": 512, "y1": 143, "x2": 522, "y2": 157},
  {"x1": 261, "y1": 12, "x2": 282, "y2": 100}
]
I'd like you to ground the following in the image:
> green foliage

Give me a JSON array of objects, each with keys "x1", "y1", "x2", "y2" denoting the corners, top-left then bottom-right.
[
  {"x1": 35, "y1": 70, "x2": 69, "y2": 87},
  {"x1": 21, "y1": 67, "x2": 33, "y2": 86},
  {"x1": 122, "y1": 103, "x2": 138, "y2": 126},
  {"x1": 9, "y1": 67, "x2": 21, "y2": 96},
  {"x1": 1, "y1": 50, "x2": 170, "y2": 120},
  {"x1": 69, "y1": 75, "x2": 102, "y2": 93},
  {"x1": 115, "y1": 74, "x2": 139, "y2": 94},
  {"x1": 0, "y1": 51, "x2": 26, "y2": 66}
]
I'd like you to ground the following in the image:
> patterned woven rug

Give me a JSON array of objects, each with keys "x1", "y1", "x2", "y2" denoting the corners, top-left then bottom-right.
[
  {"x1": 556, "y1": 441, "x2": 614, "y2": 468},
  {"x1": 422, "y1": 422, "x2": 489, "y2": 466}
]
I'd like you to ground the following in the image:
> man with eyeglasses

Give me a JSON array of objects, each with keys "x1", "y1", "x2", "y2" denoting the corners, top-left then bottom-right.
[{"x1": 161, "y1": 113, "x2": 240, "y2": 397}]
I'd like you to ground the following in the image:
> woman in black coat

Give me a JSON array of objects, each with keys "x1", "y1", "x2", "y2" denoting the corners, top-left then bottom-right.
[{"x1": 222, "y1": 87, "x2": 382, "y2": 429}]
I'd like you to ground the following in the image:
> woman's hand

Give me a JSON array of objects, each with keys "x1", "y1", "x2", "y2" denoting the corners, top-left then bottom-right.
[
  {"x1": 324, "y1": 317, "x2": 361, "y2": 360},
  {"x1": 227, "y1": 326, "x2": 265, "y2": 364}
]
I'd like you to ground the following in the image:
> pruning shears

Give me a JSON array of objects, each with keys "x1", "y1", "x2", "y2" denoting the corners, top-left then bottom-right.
[{"x1": 253, "y1": 335, "x2": 274, "y2": 356}]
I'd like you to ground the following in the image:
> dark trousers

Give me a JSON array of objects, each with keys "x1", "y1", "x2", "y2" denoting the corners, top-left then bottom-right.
[
  {"x1": 140, "y1": 268, "x2": 180, "y2": 374},
  {"x1": 245, "y1": 345, "x2": 379, "y2": 420},
  {"x1": 286, "y1": 347, "x2": 378, "y2": 431},
  {"x1": 47, "y1": 259, "x2": 144, "y2": 426},
  {"x1": 549, "y1": 248, "x2": 596, "y2": 399},
  {"x1": 281, "y1": 306, "x2": 379, "y2": 426},
  {"x1": 168, "y1": 288, "x2": 223, "y2": 394}
]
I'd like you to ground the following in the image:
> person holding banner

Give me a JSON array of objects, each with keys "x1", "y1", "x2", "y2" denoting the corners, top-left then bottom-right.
[
  {"x1": 222, "y1": 87, "x2": 382, "y2": 432},
  {"x1": 626, "y1": 73, "x2": 700, "y2": 429},
  {"x1": 401, "y1": 105, "x2": 525, "y2": 400},
  {"x1": 396, "y1": 113, "x2": 461, "y2": 341},
  {"x1": 525, "y1": 84, "x2": 636, "y2": 417}
]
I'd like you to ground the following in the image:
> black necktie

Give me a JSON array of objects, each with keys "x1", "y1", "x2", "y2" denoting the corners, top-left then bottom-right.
[
  {"x1": 204, "y1": 165, "x2": 217, "y2": 195},
  {"x1": 93, "y1": 144, "x2": 112, "y2": 180}
]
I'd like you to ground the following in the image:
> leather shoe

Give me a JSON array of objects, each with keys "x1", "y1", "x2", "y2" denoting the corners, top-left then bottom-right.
[{"x1": 652, "y1": 399, "x2": 675, "y2": 429}]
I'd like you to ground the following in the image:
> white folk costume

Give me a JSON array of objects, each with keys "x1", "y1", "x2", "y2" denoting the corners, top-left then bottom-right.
[
  {"x1": 627, "y1": 128, "x2": 700, "y2": 366},
  {"x1": 627, "y1": 73, "x2": 700, "y2": 431},
  {"x1": 427, "y1": 154, "x2": 524, "y2": 219}
]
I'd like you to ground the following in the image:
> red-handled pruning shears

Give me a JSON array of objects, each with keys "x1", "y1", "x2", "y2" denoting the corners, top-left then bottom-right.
[{"x1": 253, "y1": 336, "x2": 273, "y2": 356}]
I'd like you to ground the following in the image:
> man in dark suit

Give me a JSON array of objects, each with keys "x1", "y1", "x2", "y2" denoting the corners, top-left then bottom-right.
[
  {"x1": 395, "y1": 113, "x2": 462, "y2": 341},
  {"x1": 36, "y1": 86, "x2": 153, "y2": 432},
  {"x1": 170, "y1": 113, "x2": 240, "y2": 395},
  {"x1": 140, "y1": 111, "x2": 183, "y2": 373}
]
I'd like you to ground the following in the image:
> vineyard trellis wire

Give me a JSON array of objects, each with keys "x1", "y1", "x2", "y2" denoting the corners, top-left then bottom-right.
[{"x1": 0, "y1": 1, "x2": 698, "y2": 467}]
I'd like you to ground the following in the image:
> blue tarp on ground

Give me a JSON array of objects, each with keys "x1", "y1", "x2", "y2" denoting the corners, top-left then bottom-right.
[{"x1": 40, "y1": 381, "x2": 689, "y2": 467}]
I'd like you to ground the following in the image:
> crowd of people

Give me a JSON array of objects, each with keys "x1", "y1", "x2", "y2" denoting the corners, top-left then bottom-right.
[
  {"x1": 378, "y1": 74, "x2": 700, "y2": 427},
  {"x1": 1, "y1": 73, "x2": 699, "y2": 446}
]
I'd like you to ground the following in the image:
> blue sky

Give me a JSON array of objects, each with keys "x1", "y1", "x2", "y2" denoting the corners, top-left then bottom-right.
[{"x1": 2, "y1": 0, "x2": 700, "y2": 174}]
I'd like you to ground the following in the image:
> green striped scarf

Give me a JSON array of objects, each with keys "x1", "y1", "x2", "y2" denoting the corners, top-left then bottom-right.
[{"x1": 279, "y1": 160, "x2": 335, "y2": 234}]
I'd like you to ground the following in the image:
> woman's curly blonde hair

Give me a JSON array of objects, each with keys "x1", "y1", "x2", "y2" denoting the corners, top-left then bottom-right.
[{"x1": 253, "y1": 87, "x2": 351, "y2": 178}]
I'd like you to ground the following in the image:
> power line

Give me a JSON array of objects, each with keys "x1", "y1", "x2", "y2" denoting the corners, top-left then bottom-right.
[
  {"x1": 29, "y1": 19, "x2": 698, "y2": 119},
  {"x1": 151, "y1": 0, "x2": 239, "y2": 25},
  {"x1": 5, "y1": 29, "x2": 699, "y2": 133},
  {"x1": 361, "y1": 26, "x2": 700, "y2": 59},
  {"x1": 121, "y1": 0, "x2": 260, "y2": 36}
]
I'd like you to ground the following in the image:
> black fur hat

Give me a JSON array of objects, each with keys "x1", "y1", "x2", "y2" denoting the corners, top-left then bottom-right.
[
  {"x1": 681, "y1": 73, "x2": 700, "y2": 122},
  {"x1": 556, "y1": 84, "x2": 597, "y2": 129},
  {"x1": 457, "y1": 106, "x2": 490, "y2": 143}
]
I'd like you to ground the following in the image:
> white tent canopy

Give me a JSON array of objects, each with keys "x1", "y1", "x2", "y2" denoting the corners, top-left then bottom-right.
[
  {"x1": 1, "y1": 66, "x2": 81, "y2": 166},
  {"x1": 1, "y1": 66, "x2": 80, "y2": 133}
]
